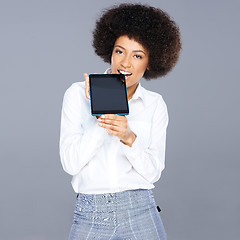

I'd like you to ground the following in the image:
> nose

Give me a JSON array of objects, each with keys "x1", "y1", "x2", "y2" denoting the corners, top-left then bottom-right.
[{"x1": 120, "y1": 55, "x2": 131, "y2": 68}]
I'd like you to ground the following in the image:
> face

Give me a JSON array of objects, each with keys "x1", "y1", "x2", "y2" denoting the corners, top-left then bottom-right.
[{"x1": 111, "y1": 35, "x2": 149, "y2": 94}]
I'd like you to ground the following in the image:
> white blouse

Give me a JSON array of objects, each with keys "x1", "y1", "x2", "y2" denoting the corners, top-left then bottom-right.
[{"x1": 59, "y1": 75, "x2": 169, "y2": 194}]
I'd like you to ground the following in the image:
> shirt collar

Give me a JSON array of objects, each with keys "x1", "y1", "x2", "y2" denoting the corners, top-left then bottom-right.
[
  {"x1": 131, "y1": 82, "x2": 144, "y2": 102},
  {"x1": 104, "y1": 68, "x2": 145, "y2": 103}
]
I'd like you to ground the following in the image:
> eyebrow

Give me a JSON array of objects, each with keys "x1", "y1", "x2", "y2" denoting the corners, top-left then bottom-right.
[{"x1": 114, "y1": 45, "x2": 146, "y2": 55}]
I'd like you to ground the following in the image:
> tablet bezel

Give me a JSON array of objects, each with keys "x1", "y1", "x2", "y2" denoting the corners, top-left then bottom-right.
[{"x1": 89, "y1": 73, "x2": 129, "y2": 116}]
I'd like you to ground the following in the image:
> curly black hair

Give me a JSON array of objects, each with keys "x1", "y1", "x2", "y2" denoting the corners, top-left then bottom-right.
[{"x1": 92, "y1": 3, "x2": 182, "y2": 80}]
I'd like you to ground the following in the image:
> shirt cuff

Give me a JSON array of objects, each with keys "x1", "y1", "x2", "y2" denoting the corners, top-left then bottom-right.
[{"x1": 120, "y1": 133, "x2": 142, "y2": 160}]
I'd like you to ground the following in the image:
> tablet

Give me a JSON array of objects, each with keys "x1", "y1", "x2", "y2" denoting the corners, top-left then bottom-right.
[{"x1": 89, "y1": 74, "x2": 129, "y2": 116}]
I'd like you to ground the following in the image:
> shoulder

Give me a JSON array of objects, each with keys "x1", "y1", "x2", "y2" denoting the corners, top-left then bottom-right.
[
  {"x1": 62, "y1": 81, "x2": 88, "y2": 109},
  {"x1": 141, "y1": 87, "x2": 169, "y2": 126},
  {"x1": 64, "y1": 81, "x2": 85, "y2": 95},
  {"x1": 63, "y1": 81, "x2": 86, "y2": 101},
  {"x1": 141, "y1": 86, "x2": 167, "y2": 110}
]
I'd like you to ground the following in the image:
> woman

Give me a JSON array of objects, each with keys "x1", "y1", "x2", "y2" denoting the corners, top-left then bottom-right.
[{"x1": 59, "y1": 3, "x2": 181, "y2": 240}]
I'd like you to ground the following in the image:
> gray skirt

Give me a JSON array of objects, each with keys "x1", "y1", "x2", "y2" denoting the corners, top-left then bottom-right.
[{"x1": 68, "y1": 189, "x2": 167, "y2": 240}]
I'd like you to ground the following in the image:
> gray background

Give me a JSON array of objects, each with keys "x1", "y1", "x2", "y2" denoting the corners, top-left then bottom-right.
[{"x1": 0, "y1": 0, "x2": 239, "y2": 239}]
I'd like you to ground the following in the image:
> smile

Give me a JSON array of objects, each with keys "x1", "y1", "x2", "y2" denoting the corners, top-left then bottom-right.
[{"x1": 117, "y1": 69, "x2": 132, "y2": 77}]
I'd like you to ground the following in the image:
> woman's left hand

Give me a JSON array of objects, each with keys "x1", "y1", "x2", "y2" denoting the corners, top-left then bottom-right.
[{"x1": 97, "y1": 114, "x2": 136, "y2": 146}]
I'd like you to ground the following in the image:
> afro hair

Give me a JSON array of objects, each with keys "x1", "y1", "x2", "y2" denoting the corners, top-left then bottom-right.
[{"x1": 92, "y1": 3, "x2": 182, "y2": 80}]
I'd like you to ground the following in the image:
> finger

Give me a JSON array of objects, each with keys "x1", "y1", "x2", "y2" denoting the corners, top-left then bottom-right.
[
  {"x1": 100, "y1": 114, "x2": 119, "y2": 120},
  {"x1": 86, "y1": 90, "x2": 90, "y2": 99},
  {"x1": 85, "y1": 87, "x2": 90, "y2": 99},
  {"x1": 84, "y1": 73, "x2": 89, "y2": 86},
  {"x1": 98, "y1": 118, "x2": 120, "y2": 127},
  {"x1": 99, "y1": 122, "x2": 121, "y2": 133},
  {"x1": 84, "y1": 73, "x2": 90, "y2": 99},
  {"x1": 100, "y1": 115, "x2": 126, "y2": 124}
]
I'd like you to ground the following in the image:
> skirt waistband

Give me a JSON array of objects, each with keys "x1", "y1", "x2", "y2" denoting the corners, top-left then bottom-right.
[{"x1": 76, "y1": 189, "x2": 156, "y2": 212}]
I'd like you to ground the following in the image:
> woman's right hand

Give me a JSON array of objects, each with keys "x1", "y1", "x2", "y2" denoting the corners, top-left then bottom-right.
[{"x1": 84, "y1": 73, "x2": 100, "y2": 119}]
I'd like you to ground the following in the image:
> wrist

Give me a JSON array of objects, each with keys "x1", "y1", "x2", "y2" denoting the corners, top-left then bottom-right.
[{"x1": 121, "y1": 131, "x2": 136, "y2": 147}]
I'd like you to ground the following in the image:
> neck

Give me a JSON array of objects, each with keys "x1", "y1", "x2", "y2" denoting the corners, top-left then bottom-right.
[{"x1": 127, "y1": 83, "x2": 139, "y2": 100}]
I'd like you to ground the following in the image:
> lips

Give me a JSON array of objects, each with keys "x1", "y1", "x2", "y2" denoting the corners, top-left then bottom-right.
[{"x1": 117, "y1": 69, "x2": 132, "y2": 81}]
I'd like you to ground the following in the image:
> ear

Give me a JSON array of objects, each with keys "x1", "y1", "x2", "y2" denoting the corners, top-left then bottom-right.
[{"x1": 146, "y1": 65, "x2": 150, "y2": 71}]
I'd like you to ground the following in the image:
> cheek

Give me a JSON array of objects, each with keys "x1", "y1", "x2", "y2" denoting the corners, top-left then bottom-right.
[
  {"x1": 111, "y1": 55, "x2": 114, "y2": 66},
  {"x1": 111, "y1": 55, "x2": 117, "y2": 70},
  {"x1": 141, "y1": 60, "x2": 149, "y2": 73},
  {"x1": 137, "y1": 63, "x2": 148, "y2": 74}
]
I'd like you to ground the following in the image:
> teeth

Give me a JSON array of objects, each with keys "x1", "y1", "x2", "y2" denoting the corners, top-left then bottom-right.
[{"x1": 118, "y1": 69, "x2": 132, "y2": 75}]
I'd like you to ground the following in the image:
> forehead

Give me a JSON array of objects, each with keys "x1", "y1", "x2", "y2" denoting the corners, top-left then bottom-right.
[{"x1": 114, "y1": 35, "x2": 148, "y2": 53}]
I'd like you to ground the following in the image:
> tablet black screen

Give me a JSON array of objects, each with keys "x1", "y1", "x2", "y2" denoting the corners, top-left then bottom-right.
[{"x1": 89, "y1": 74, "x2": 129, "y2": 115}]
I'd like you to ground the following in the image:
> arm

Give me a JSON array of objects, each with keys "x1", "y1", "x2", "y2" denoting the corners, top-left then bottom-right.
[
  {"x1": 120, "y1": 97, "x2": 169, "y2": 183},
  {"x1": 59, "y1": 84, "x2": 107, "y2": 176}
]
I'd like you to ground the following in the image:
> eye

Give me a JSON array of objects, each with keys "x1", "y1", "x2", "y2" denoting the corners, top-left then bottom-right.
[
  {"x1": 134, "y1": 54, "x2": 142, "y2": 59},
  {"x1": 115, "y1": 49, "x2": 123, "y2": 54}
]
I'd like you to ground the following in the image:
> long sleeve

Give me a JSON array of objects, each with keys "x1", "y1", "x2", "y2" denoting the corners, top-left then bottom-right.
[
  {"x1": 120, "y1": 97, "x2": 169, "y2": 183},
  {"x1": 59, "y1": 84, "x2": 107, "y2": 176}
]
